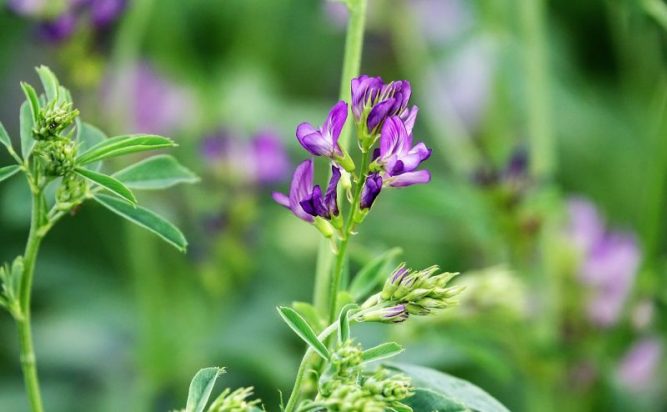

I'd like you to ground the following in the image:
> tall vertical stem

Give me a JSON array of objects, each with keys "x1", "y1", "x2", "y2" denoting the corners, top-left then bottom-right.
[
  {"x1": 313, "y1": 0, "x2": 368, "y2": 317},
  {"x1": 17, "y1": 190, "x2": 45, "y2": 412},
  {"x1": 519, "y1": 0, "x2": 554, "y2": 180}
]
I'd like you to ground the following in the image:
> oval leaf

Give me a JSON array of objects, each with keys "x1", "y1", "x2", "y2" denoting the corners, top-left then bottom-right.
[
  {"x1": 114, "y1": 154, "x2": 199, "y2": 190},
  {"x1": 362, "y1": 342, "x2": 404, "y2": 363},
  {"x1": 20, "y1": 101, "x2": 35, "y2": 159},
  {"x1": 36, "y1": 66, "x2": 60, "y2": 103},
  {"x1": 0, "y1": 123, "x2": 12, "y2": 152},
  {"x1": 94, "y1": 194, "x2": 188, "y2": 252},
  {"x1": 349, "y1": 247, "x2": 402, "y2": 301},
  {"x1": 75, "y1": 167, "x2": 137, "y2": 205},
  {"x1": 0, "y1": 165, "x2": 21, "y2": 184},
  {"x1": 387, "y1": 363, "x2": 510, "y2": 412},
  {"x1": 20, "y1": 82, "x2": 40, "y2": 122},
  {"x1": 277, "y1": 306, "x2": 330, "y2": 360},
  {"x1": 76, "y1": 122, "x2": 107, "y2": 171},
  {"x1": 76, "y1": 134, "x2": 176, "y2": 165},
  {"x1": 186, "y1": 367, "x2": 223, "y2": 412}
]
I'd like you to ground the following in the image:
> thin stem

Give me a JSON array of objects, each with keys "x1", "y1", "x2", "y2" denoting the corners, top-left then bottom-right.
[
  {"x1": 17, "y1": 188, "x2": 46, "y2": 412},
  {"x1": 313, "y1": 0, "x2": 368, "y2": 316},
  {"x1": 327, "y1": 150, "x2": 370, "y2": 324},
  {"x1": 519, "y1": 0, "x2": 554, "y2": 180}
]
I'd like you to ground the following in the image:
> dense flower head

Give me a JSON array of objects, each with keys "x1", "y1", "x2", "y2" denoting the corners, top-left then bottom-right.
[
  {"x1": 567, "y1": 198, "x2": 641, "y2": 327},
  {"x1": 373, "y1": 116, "x2": 431, "y2": 187},
  {"x1": 273, "y1": 160, "x2": 341, "y2": 224},
  {"x1": 360, "y1": 264, "x2": 462, "y2": 322},
  {"x1": 351, "y1": 76, "x2": 416, "y2": 138}
]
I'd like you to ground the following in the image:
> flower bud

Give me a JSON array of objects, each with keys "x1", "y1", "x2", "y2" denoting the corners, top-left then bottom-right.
[
  {"x1": 34, "y1": 137, "x2": 77, "y2": 176},
  {"x1": 359, "y1": 304, "x2": 409, "y2": 324},
  {"x1": 33, "y1": 101, "x2": 79, "y2": 141}
]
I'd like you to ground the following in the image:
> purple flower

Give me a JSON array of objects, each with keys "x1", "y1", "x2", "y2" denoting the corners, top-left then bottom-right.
[
  {"x1": 375, "y1": 116, "x2": 431, "y2": 187},
  {"x1": 90, "y1": 0, "x2": 126, "y2": 28},
  {"x1": 251, "y1": 132, "x2": 290, "y2": 185},
  {"x1": 104, "y1": 62, "x2": 194, "y2": 136},
  {"x1": 37, "y1": 12, "x2": 77, "y2": 42},
  {"x1": 273, "y1": 160, "x2": 316, "y2": 223},
  {"x1": 382, "y1": 304, "x2": 410, "y2": 323},
  {"x1": 296, "y1": 101, "x2": 347, "y2": 159},
  {"x1": 299, "y1": 165, "x2": 341, "y2": 220},
  {"x1": 567, "y1": 198, "x2": 641, "y2": 327},
  {"x1": 617, "y1": 338, "x2": 662, "y2": 392},
  {"x1": 273, "y1": 160, "x2": 341, "y2": 222},
  {"x1": 360, "y1": 173, "x2": 382, "y2": 210},
  {"x1": 351, "y1": 76, "x2": 415, "y2": 135},
  {"x1": 200, "y1": 130, "x2": 289, "y2": 186}
]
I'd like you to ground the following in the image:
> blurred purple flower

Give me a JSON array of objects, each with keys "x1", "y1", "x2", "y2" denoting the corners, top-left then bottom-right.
[
  {"x1": 105, "y1": 62, "x2": 194, "y2": 136},
  {"x1": 567, "y1": 198, "x2": 641, "y2": 327},
  {"x1": 410, "y1": 0, "x2": 473, "y2": 44},
  {"x1": 375, "y1": 116, "x2": 431, "y2": 187},
  {"x1": 617, "y1": 338, "x2": 662, "y2": 392},
  {"x1": 296, "y1": 101, "x2": 347, "y2": 159},
  {"x1": 322, "y1": 1, "x2": 348, "y2": 27},
  {"x1": 37, "y1": 12, "x2": 77, "y2": 42},
  {"x1": 200, "y1": 130, "x2": 289, "y2": 186}
]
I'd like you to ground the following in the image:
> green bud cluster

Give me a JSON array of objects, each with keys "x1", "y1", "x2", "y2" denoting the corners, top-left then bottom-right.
[
  {"x1": 307, "y1": 340, "x2": 413, "y2": 412},
  {"x1": 360, "y1": 264, "x2": 464, "y2": 322},
  {"x1": 56, "y1": 173, "x2": 88, "y2": 210},
  {"x1": 33, "y1": 137, "x2": 77, "y2": 176},
  {"x1": 32, "y1": 101, "x2": 79, "y2": 141},
  {"x1": 208, "y1": 386, "x2": 261, "y2": 412}
]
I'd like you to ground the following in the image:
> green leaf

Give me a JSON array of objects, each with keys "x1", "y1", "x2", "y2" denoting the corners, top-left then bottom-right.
[
  {"x1": 185, "y1": 367, "x2": 224, "y2": 412},
  {"x1": 291, "y1": 301, "x2": 325, "y2": 333},
  {"x1": 277, "y1": 306, "x2": 330, "y2": 360},
  {"x1": 362, "y1": 342, "x2": 404, "y2": 363},
  {"x1": 0, "y1": 123, "x2": 13, "y2": 152},
  {"x1": 349, "y1": 248, "x2": 402, "y2": 301},
  {"x1": 35, "y1": 66, "x2": 59, "y2": 103},
  {"x1": 20, "y1": 101, "x2": 35, "y2": 159},
  {"x1": 76, "y1": 122, "x2": 107, "y2": 171},
  {"x1": 75, "y1": 167, "x2": 137, "y2": 205},
  {"x1": 338, "y1": 303, "x2": 358, "y2": 344},
  {"x1": 76, "y1": 134, "x2": 176, "y2": 165},
  {"x1": 387, "y1": 363, "x2": 510, "y2": 412},
  {"x1": 0, "y1": 165, "x2": 21, "y2": 184},
  {"x1": 114, "y1": 154, "x2": 199, "y2": 190},
  {"x1": 94, "y1": 194, "x2": 188, "y2": 252},
  {"x1": 20, "y1": 82, "x2": 40, "y2": 122}
]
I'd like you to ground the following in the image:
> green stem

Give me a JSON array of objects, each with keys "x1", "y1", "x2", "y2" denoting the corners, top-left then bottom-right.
[
  {"x1": 17, "y1": 189, "x2": 46, "y2": 412},
  {"x1": 327, "y1": 150, "x2": 370, "y2": 324},
  {"x1": 313, "y1": 0, "x2": 368, "y2": 316},
  {"x1": 519, "y1": 0, "x2": 554, "y2": 180}
]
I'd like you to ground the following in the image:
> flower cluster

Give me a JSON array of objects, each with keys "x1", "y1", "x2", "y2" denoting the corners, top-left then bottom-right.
[
  {"x1": 274, "y1": 75, "x2": 431, "y2": 234},
  {"x1": 207, "y1": 387, "x2": 261, "y2": 412},
  {"x1": 302, "y1": 340, "x2": 413, "y2": 412},
  {"x1": 8, "y1": 0, "x2": 126, "y2": 43},
  {"x1": 360, "y1": 264, "x2": 463, "y2": 323}
]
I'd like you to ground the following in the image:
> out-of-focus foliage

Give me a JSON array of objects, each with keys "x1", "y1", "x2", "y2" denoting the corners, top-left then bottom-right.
[{"x1": 0, "y1": 0, "x2": 666, "y2": 411}]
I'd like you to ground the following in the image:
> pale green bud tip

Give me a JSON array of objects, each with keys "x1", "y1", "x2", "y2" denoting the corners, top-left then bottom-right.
[{"x1": 209, "y1": 386, "x2": 260, "y2": 412}]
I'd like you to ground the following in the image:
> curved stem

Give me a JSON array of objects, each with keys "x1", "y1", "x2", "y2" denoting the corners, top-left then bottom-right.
[{"x1": 17, "y1": 189, "x2": 46, "y2": 412}]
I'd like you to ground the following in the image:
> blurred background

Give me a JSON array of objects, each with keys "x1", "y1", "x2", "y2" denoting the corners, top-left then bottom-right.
[{"x1": 0, "y1": 0, "x2": 666, "y2": 411}]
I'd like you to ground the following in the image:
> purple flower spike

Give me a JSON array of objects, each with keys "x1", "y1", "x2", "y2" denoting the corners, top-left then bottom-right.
[
  {"x1": 273, "y1": 159, "x2": 315, "y2": 223},
  {"x1": 376, "y1": 116, "x2": 432, "y2": 187},
  {"x1": 296, "y1": 101, "x2": 347, "y2": 158},
  {"x1": 360, "y1": 173, "x2": 382, "y2": 209}
]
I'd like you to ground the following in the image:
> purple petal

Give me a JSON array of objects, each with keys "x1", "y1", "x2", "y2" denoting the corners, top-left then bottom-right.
[
  {"x1": 288, "y1": 159, "x2": 314, "y2": 222},
  {"x1": 351, "y1": 75, "x2": 383, "y2": 119},
  {"x1": 379, "y1": 116, "x2": 408, "y2": 158},
  {"x1": 37, "y1": 12, "x2": 77, "y2": 42},
  {"x1": 388, "y1": 170, "x2": 431, "y2": 187},
  {"x1": 296, "y1": 122, "x2": 331, "y2": 156},
  {"x1": 324, "y1": 166, "x2": 341, "y2": 216},
  {"x1": 401, "y1": 105, "x2": 419, "y2": 135},
  {"x1": 617, "y1": 338, "x2": 662, "y2": 392},
  {"x1": 360, "y1": 173, "x2": 382, "y2": 209},
  {"x1": 324, "y1": 101, "x2": 348, "y2": 149},
  {"x1": 90, "y1": 0, "x2": 126, "y2": 27},
  {"x1": 367, "y1": 98, "x2": 395, "y2": 131},
  {"x1": 272, "y1": 192, "x2": 290, "y2": 208}
]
